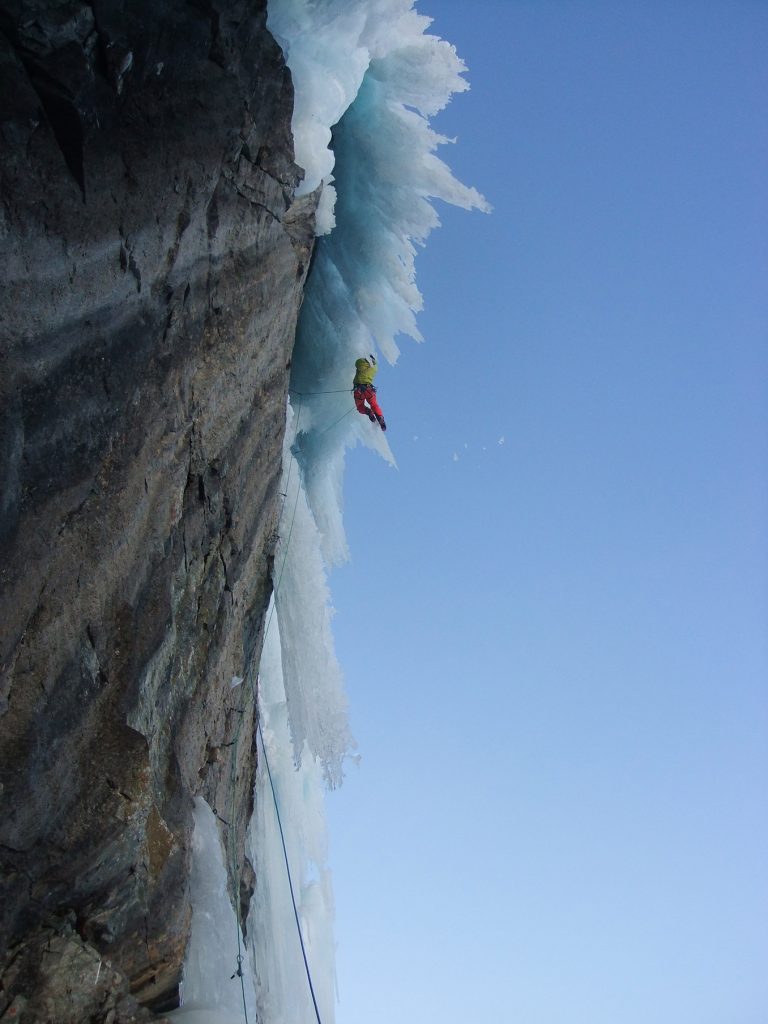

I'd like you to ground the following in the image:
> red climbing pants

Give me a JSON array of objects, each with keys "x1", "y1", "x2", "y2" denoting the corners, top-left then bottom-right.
[{"x1": 354, "y1": 385, "x2": 384, "y2": 420}]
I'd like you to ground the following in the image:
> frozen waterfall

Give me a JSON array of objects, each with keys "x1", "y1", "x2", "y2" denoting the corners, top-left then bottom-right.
[{"x1": 176, "y1": 2, "x2": 488, "y2": 1022}]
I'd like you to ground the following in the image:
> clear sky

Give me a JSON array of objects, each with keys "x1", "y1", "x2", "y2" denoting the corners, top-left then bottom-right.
[{"x1": 325, "y1": 3, "x2": 767, "y2": 1023}]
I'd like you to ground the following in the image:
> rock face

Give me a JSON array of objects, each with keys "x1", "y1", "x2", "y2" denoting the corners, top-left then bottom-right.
[{"x1": 0, "y1": 1, "x2": 315, "y2": 1018}]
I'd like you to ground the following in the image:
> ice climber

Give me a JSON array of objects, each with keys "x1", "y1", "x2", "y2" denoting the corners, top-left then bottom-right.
[{"x1": 353, "y1": 354, "x2": 386, "y2": 431}]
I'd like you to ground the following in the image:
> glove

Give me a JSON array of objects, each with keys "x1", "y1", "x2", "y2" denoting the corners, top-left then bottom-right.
[{"x1": 369, "y1": 353, "x2": 377, "y2": 364}]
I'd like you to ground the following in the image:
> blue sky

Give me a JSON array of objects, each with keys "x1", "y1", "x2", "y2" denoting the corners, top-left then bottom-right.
[{"x1": 325, "y1": 3, "x2": 767, "y2": 1022}]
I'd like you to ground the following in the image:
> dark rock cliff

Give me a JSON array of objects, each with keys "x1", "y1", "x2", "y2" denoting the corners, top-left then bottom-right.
[{"x1": 0, "y1": 1, "x2": 315, "y2": 1019}]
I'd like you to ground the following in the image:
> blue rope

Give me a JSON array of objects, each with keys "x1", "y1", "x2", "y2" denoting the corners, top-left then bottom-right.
[
  {"x1": 258, "y1": 720, "x2": 324, "y2": 1024},
  {"x1": 225, "y1": 395, "x2": 304, "y2": 1023},
  {"x1": 222, "y1": 391, "x2": 361, "y2": 1022},
  {"x1": 223, "y1": 392, "x2": 328, "y2": 1024}
]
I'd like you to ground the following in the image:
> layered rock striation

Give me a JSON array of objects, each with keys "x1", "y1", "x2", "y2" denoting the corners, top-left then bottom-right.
[{"x1": 0, "y1": 1, "x2": 315, "y2": 1018}]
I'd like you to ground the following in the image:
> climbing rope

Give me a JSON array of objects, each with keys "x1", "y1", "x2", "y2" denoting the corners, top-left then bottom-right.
[
  {"x1": 258, "y1": 720, "x2": 324, "y2": 1024},
  {"x1": 289, "y1": 387, "x2": 352, "y2": 396},
  {"x1": 314, "y1": 405, "x2": 355, "y2": 438},
  {"x1": 219, "y1": 390, "x2": 366, "y2": 1019},
  {"x1": 223, "y1": 391, "x2": 332, "y2": 1024}
]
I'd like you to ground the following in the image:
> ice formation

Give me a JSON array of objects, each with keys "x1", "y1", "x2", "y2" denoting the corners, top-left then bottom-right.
[
  {"x1": 168, "y1": 799, "x2": 257, "y2": 1023},
  {"x1": 180, "y1": 2, "x2": 487, "y2": 1022},
  {"x1": 267, "y1": 0, "x2": 488, "y2": 234},
  {"x1": 246, "y1": 601, "x2": 336, "y2": 1024}
]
